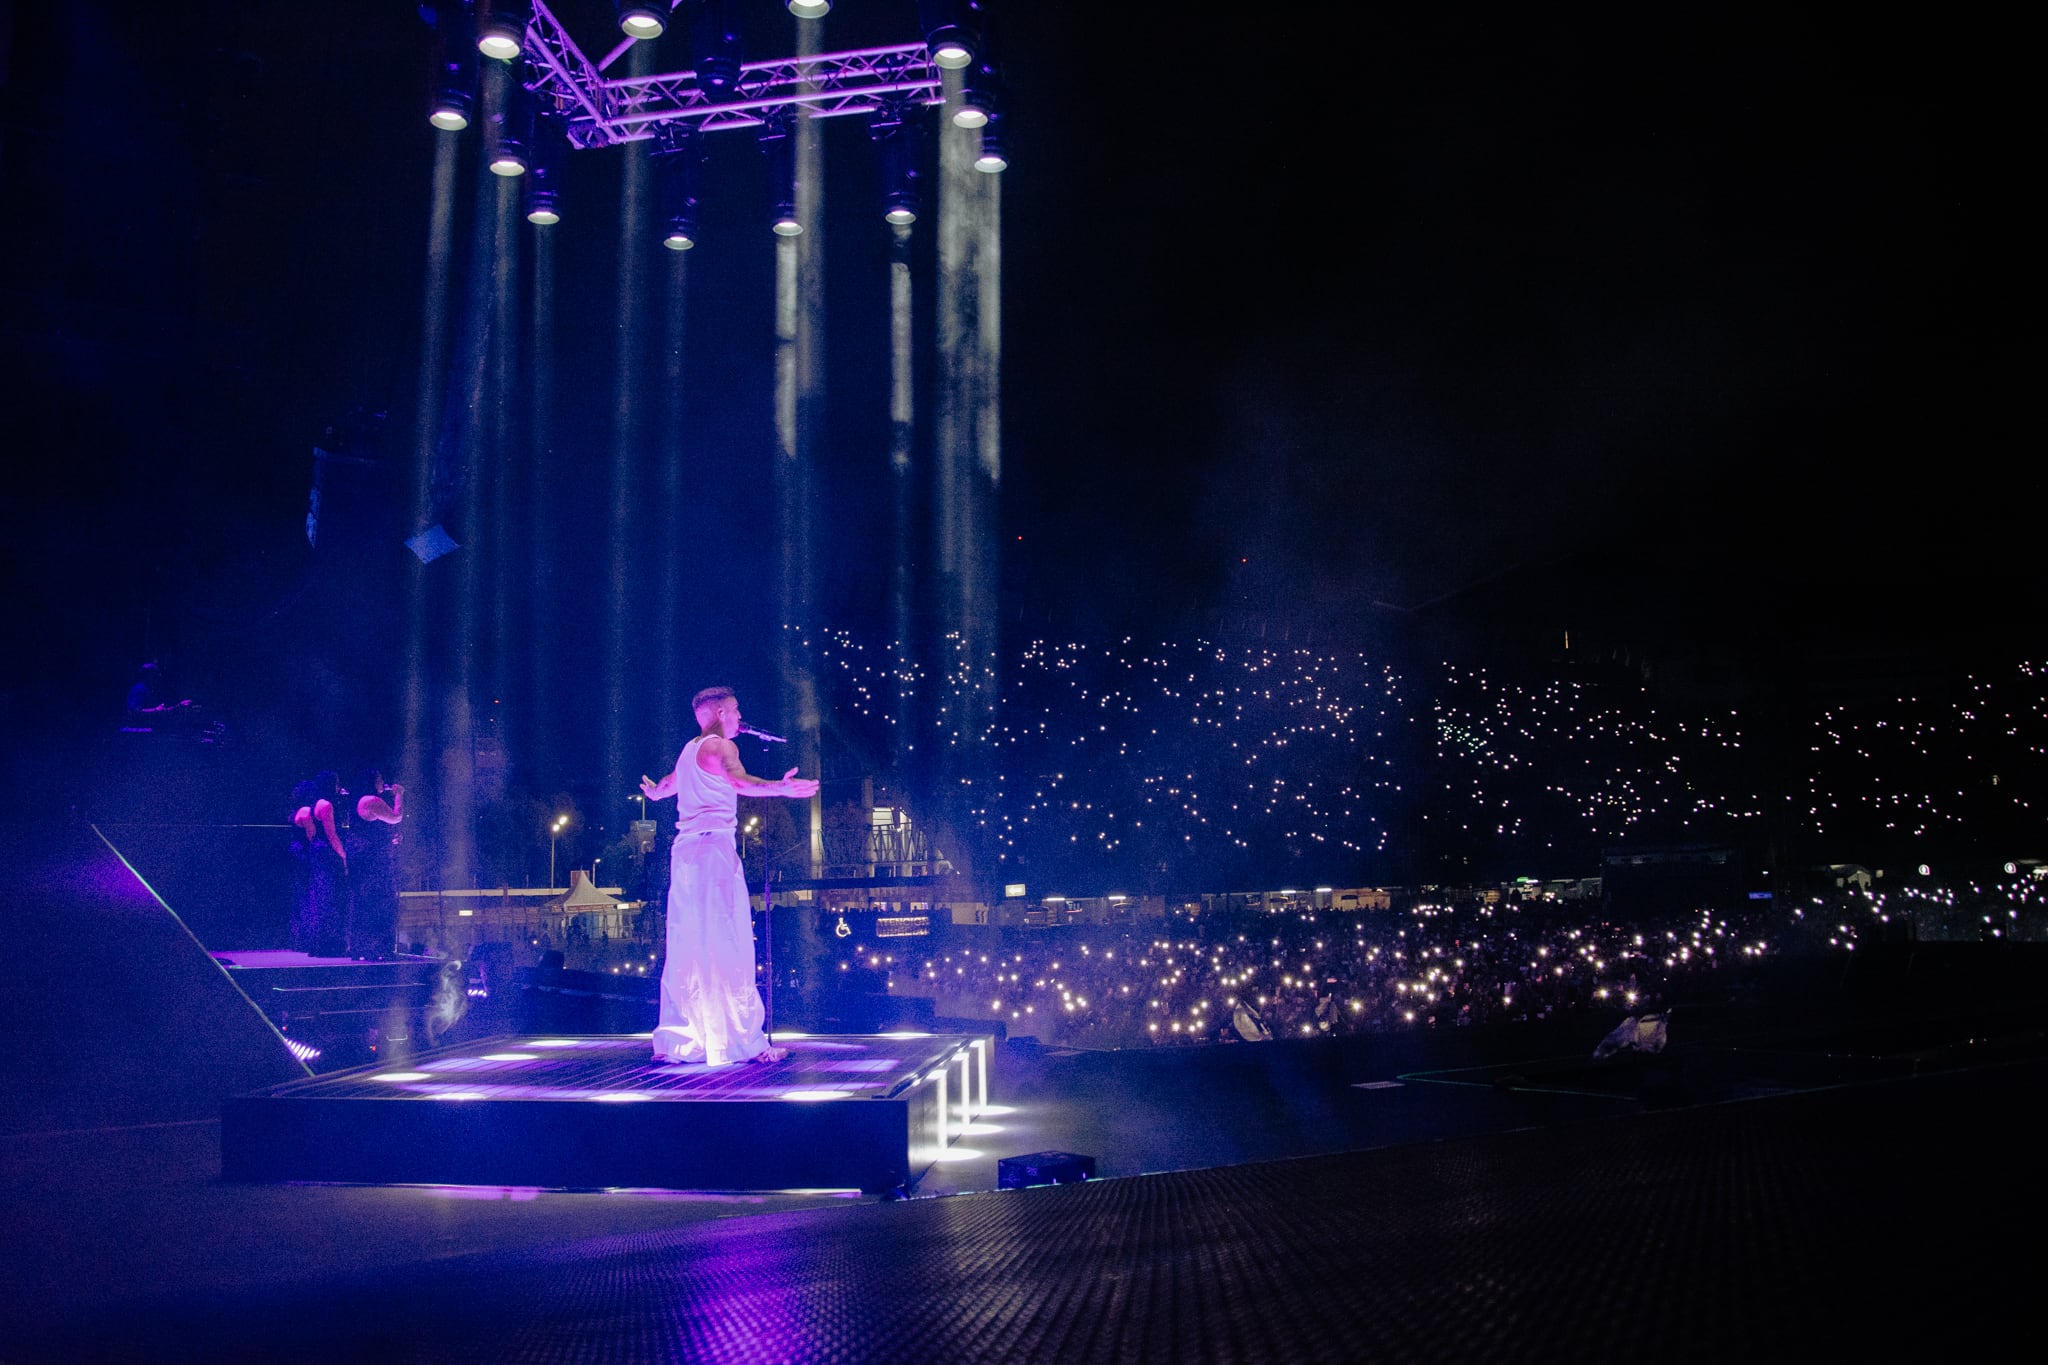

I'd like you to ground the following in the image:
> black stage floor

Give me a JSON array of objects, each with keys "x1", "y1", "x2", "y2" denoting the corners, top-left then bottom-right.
[
  {"x1": 224, "y1": 1032, "x2": 995, "y2": 1193},
  {"x1": 11, "y1": 1056, "x2": 2042, "y2": 1362}
]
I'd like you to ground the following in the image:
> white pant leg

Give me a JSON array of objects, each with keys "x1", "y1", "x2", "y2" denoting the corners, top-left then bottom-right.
[{"x1": 652, "y1": 831, "x2": 767, "y2": 1065}]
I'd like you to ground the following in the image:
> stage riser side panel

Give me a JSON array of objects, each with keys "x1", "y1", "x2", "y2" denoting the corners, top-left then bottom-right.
[
  {"x1": 221, "y1": 1098, "x2": 912, "y2": 1192},
  {"x1": 0, "y1": 826, "x2": 305, "y2": 1136},
  {"x1": 93, "y1": 823, "x2": 296, "y2": 951}
]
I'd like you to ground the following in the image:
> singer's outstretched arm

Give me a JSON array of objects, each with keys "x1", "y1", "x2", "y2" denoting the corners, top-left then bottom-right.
[{"x1": 699, "y1": 733, "x2": 818, "y2": 799}]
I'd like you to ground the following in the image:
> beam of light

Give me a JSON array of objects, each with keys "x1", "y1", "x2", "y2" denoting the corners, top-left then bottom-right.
[
  {"x1": 604, "y1": 41, "x2": 652, "y2": 814},
  {"x1": 657, "y1": 225, "x2": 688, "y2": 741},
  {"x1": 890, "y1": 220, "x2": 915, "y2": 761},
  {"x1": 936, "y1": 64, "x2": 1003, "y2": 765},
  {"x1": 436, "y1": 57, "x2": 518, "y2": 885},
  {"x1": 527, "y1": 213, "x2": 555, "y2": 782},
  {"x1": 487, "y1": 165, "x2": 522, "y2": 781},
  {"x1": 403, "y1": 130, "x2": 461, "y2": 833},
  {"x1": 775, "y1": 15, "x2": 827, "y2": 876}
]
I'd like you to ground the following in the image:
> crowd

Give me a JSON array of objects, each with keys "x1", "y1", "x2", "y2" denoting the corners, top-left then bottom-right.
[
  {"x1": 1798, "y1": 865, "x2": 2048, "y2": 950},
  {"x1": 795, "y1": 628, "x2": 2048, "y2": 886},
  {"x1": 852, "y1": 898, "x2": 1765, "y2": 1049}
]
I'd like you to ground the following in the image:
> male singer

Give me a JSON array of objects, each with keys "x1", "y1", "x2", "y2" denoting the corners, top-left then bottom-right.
[{"x1": 639, "y1": 686, "x2": 817, "y2": 1065}]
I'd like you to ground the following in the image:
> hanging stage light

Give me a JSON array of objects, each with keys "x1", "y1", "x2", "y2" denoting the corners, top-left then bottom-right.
[
  {"x1": 787, "y1": 0, "x2": 831, "y2": 16},
  {"x1": 918, "y1": 0, "x2": 981, "y2": 70},
  {"x1": 525, "y1": 115, "x2": 565, "y2": 223},
  {"x1": 759, "y1": 110, "x2": 802, "y2": 236},
  {"x1": 477, "y1": 2, "x2": 530, "y2": 61},
  {"x1": 489, "y1": 76, "x2": 534, "y2": 176},
  {"x1": 870, "y1": 105, "x2": 922, "y2": 225},
  {"x1": 657, "y1": 127, "x2": 706, "y2": 249},
  {"x1": 974, "y1": 109, "x2": 1008, "y2": 173},
  {"x1": 687, "y1": 0, "x2": 744, "y2": 103},
  {"x1": 953, "y1": 55, "x2": 997, "y2": 129},
  {"x1": 617, "y1": 2, "x2": 666, "y2": 39},
  {"x1": 426, "y1": 5, "x2": 477, "y2": 131}
]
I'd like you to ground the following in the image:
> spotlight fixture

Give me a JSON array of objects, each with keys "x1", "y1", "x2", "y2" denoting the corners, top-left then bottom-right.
[
  {"x1": 427, "y1": 4, "x2": 477, "y2": 130},
  {"x1": 953, "y1": 57, "x2": 996, "y2": 128},
  {"x1": 688, "y1": 0, "x2": 744, "y2": 102},
  {"x1": 788, "y1": 0, "x2": 831, "y2": 16},
  {"x1": 656, "y1": 127, "x2": 705, "y2": 249},
  {"x1": 430, "y1": 90, "x2": 473, "y2": 132},
  {"x1": 490, "y1": 75, "x2": 534, "y2": 176},
  {"x1": 974, "y1": 113, "x2": 1007, "y2": 173},
  {"x1": 870, "y1": 105, "x2": 921, "y2": 225},
  {"x1": 759, "y1": 110, "x2": 801, "y2": 236},
  {"x1": 618, "y1": 2, "x2": 666, "y2": 39},
  {"x1": 919, "y1": 0, "x2": 980, "y2": 70},
  {"x1": 477, "y1": 2, "x2": 529, "y2": 61},
  {"x1": 525, "y1": 115, "x2": 564, "y2": 222}
]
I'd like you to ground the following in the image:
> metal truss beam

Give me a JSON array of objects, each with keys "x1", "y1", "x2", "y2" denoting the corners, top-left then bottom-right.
[{"x1": 527, "y1": 3, "x2": 944, "y2": 149}]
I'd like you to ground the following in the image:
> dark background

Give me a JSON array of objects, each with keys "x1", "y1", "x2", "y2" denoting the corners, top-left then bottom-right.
[{"x1": 0, "y1": 3, "x2": 2023, "y2": 876}]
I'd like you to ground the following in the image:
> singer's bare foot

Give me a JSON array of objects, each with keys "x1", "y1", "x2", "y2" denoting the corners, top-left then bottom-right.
[{"x1": 750, "y1": 1046, "x2": 789, "y2": 1064}]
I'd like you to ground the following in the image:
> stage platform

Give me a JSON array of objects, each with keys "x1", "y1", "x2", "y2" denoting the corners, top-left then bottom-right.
[
  {"x1": 222, "y1": 1032, "x2": 995, "y2": 1195},
  {"x1": 210, "y1": 950, "x2": 449, "y2": 1067}
]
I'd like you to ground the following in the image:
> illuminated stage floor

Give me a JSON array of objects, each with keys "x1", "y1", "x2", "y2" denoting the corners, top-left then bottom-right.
[{"x1": 222, "y1": 1033, "x2": 995, "y2": 1195}]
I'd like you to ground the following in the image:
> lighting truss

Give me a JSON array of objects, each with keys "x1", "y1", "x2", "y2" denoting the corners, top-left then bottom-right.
[{"x1": 526, "y1": 2, "x2": 945, "y2": 149}]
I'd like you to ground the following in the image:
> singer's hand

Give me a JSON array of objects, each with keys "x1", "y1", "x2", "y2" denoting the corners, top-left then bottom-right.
[
  {"x1": 782, "y1": 768, "x2": 820, "y2": 799},
  {"x1": 639, "y1": 774, "x2": 659, "y2": 798}
]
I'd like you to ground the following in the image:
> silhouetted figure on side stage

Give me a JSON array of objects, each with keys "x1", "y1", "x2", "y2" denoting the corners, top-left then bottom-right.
[
  {"x1": 123, "y1": 661, "x2": 195, "y2": 734},
  {"x1": 293, "y1": 771, "x2": 349, "y2": 958},
  {"x1": 286, "y1": 779, "x2": 317, "y2": 949},
  {"x1": 345, "y1": 766, "x2": 405, "y2": 960}
]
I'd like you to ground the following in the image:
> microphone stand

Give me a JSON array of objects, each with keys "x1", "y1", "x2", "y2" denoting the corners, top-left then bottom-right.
[{"x1": 748, "y1": 828, "x2": 799, "y2": 1039}]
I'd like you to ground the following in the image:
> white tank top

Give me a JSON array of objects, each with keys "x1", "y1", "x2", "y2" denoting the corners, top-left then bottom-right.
[{"x1": 673, "y1": 737, "x2": 738, "y2": 836}]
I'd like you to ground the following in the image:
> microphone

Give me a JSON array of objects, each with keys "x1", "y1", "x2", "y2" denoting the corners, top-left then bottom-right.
[{"x1": 738, "y1": 724, "x2": 788, "y2": 744}]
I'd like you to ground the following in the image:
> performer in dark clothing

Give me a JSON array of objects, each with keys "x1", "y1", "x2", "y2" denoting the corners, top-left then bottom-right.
[
  {"x1": 294, "y1": 771, "x2": 349, "y2": 958},
  {"x1": 287, "y1": 779, "x2": 318, "y2": 951},
  {"x1": 123, "y1": 661, "x2": 194, "y2": 733},
  {"x1": 345, "y1": 766, "x2": 405, "y2": 960}
]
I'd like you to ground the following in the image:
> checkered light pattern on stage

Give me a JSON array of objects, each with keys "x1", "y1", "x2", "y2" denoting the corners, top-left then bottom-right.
[{"x1": 307, "y1": 1034, "x2": 962, "y2": 1103}]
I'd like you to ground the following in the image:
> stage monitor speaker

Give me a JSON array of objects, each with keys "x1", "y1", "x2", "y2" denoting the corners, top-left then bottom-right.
[{"x1": 0, "y1": 825, "x2": 310, "y2": 1139}]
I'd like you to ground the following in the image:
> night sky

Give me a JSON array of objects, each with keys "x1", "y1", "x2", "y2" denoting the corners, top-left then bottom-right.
[{"x1": 0, "y1": 3, "x2": 2018, "y2": 822}]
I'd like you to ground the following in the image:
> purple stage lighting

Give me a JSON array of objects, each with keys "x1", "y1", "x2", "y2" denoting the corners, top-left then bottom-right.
[
  {"x1": 870, "y1": 106, "x2": 922, "y2": 225},
  {"x1": 618, "y1": 2, "x2": 667, "y2": 39},
  {"x1": 477, "y1": 1, "x2": 530, "y2": 62},
  {"x1": 525, "y1": 170, "x2": 560, "y2": 222},
  {"x1": 953, "y1": 57, "x2": 997, "y2": 129},
  {"x1": 490, "y1": 79, "x2": 534, "y2": 177},
  {"x1": 759, "y1": 111, "x2": 801, "y2": 236},
  {"x1": 657, "y1": 127, "x2": 704, "y2": 248},
  {"x1": 687, "y1": 0, "x2": 744, "y2": 103},
  {"x1": 974, "y1": 110, "x2": 1008, "y2": 173},
  {"x1": 919, "y1": 0, "x2": 982, "y2": 70},
  {"x1": 426, "y1": 4, "x2": 477, "y2": 131},
  {"x1": 525, "y1": 113, "x2": 565, "y2": 222}
]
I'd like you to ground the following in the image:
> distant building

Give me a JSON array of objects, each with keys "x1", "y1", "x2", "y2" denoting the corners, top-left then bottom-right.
[{"x1": 1600, "y1": 843, "x2": 1753, "y2": 914}]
